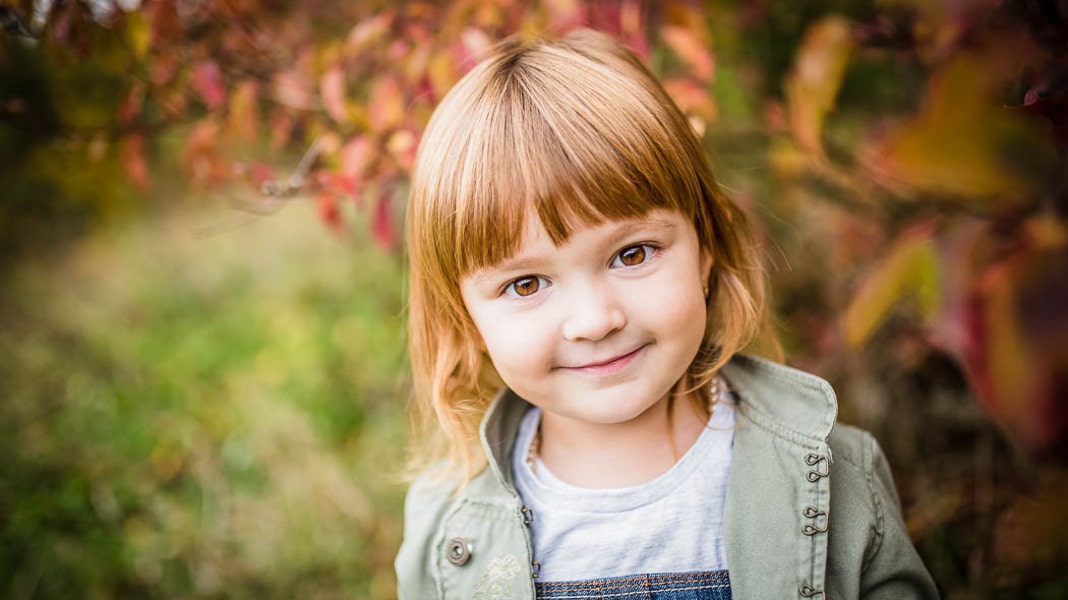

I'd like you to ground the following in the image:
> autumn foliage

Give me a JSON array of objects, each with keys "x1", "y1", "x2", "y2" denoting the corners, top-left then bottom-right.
[{"x1": 3, "y1": 0, "x2": 1068, "y2": 595}]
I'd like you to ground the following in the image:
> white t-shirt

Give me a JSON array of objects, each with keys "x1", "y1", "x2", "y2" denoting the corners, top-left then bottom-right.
[{"x1": 512, "y1": 385, "x2": 736, "y2": 583}]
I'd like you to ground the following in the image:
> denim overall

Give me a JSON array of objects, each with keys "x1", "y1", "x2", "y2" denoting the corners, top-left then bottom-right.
[{"x1": 535, "y1": 570, "x2": 731, "y2": 599}]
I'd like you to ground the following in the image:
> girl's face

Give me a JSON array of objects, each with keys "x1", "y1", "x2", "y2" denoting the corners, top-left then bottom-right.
[{"x1": 460, "y1": 208, "x2": 712, "y2": 433}]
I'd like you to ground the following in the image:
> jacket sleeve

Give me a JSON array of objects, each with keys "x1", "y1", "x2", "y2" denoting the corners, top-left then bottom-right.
[
  {"x1": 395, "y1": 468, "x2": 454, "y2": 600},
  {"x1": 858, "y1": 432, "x2": 940, "y2": 599}
]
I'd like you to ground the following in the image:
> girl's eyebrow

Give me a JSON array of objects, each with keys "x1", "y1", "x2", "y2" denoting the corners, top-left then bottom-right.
[
  {"x1": 467, "y1": 256, "x2": 543, "y2": 282},
  {"x1": 468, "y1": 214, "x2": 681, "y2": 282}
]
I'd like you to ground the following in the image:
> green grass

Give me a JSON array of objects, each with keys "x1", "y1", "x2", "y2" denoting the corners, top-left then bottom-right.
[{"x1": 1, "y1": 200, "x2": 409, "y2": 598}]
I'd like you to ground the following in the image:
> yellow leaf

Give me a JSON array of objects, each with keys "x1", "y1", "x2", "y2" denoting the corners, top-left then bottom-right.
[
  {"x1": 842, "y1": 225, "x2": 941, "y2": 347},
  {"x1": 227, "y1": 80, "x2": 259, "y2": 143},
  {"x1": 981, "y1": 260, "x2": 1037, "y2": 438},
  {"x1": 125, "y1": 10, "x2": 151, "y2": 62},
  {"x1": 869, "y1": 53, "x2": 1052, "y2": 200},
  {"x1": 785, "y1": 16, "x2": 854, "y2": 155}
]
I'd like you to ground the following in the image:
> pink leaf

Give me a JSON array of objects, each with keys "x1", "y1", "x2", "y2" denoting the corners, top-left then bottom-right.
[
  {"x1": 192, "y1": 60, "x2": 226, "y2": 110},
  {"x1": 245, "y1": 162, "x2": 275, "y2": 188},
  {"x1": 182, "y1": 118, "x2": 224, "y2": 187},
  {"x1": 368, "y1": 76, "x2": 405, "y2": 132},
  {"x1": 662, "y1": 77, "x2": 717, "y2": 121},
  {"x1": 272, "y1": 71, "x2": 315, "y2": 111},
  {"x1": 661, "y1": 25, "x2": 715, "y2": 83},
  {"x1": 320, "y1": 66, "x2": 348, "y2": 123},
  {"x1": 544, "y1": 0, "x2": 586, "y2": 31},
  {"x1": 345, "y1": 12, "x2": 393, "y2": 56},
  {"x1": 341, "y1": 135, "x2": 375, "y2": 184},
  {"x1": 456, "y1": 27, "x2": 492, "y2": 68}
]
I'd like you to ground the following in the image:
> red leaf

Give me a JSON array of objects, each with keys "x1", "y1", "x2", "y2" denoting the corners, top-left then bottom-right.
[
  {"x1": 119, "y1": 83, "x2": 144, "y2": 125},
  {"x1": 182, "y1": 118, "x2": 224, "y2": 187},
  {"x1": 192, "y1": 60, "x2": 226, "y2": 110},
  {"x1": 330, "y1": 173, "x2": 358, "y2": 196},
  {"x1": 371, "y1": 192, "x2": 396, "y2": 250},
  {"x1": 246, "y1": 162, "x2": 275, "y2": 188},
  {"x1": 121, "y1": 133, "x2": 151, "y2": 191},
  {"x1": 938, "y1": 229, "x2": 1068, "y2": 456},
  {"x1": 318, "y1": 192, "x2": 342, "y2": 232},
  {"x1": 269, "y1": 111, "x2": 294, "y2": 150}
]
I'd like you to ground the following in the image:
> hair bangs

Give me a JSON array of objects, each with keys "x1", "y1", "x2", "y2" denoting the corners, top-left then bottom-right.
[{"x1": 444, "y1": 45, "x2": 705, "y2": 278}]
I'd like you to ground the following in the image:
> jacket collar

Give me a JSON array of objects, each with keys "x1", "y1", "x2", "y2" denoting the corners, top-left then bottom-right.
[
  {"x1": 719, "y1": 354, "x2": 837, "y2": 442},
  {"x1": 479, "y1": 385, "x2": 530, "y2": 494},
  {"x1": 477, "y1": 353, "x2": 838, "y2": 492}
]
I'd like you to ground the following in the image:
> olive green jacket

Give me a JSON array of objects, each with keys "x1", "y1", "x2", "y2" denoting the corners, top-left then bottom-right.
[{"x1": 396, "y1": 354, "x2": 939, "y2": 599}]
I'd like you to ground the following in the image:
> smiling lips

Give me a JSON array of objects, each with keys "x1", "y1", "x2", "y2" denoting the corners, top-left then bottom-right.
[{"x1": 564, "y1": 345, "x2": 646, "y2": 375}]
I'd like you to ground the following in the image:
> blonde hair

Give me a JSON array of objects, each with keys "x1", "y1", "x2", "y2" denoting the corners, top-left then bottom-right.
[{"x1": 407, "y1": 29, "x2": 772, "y2": 482}]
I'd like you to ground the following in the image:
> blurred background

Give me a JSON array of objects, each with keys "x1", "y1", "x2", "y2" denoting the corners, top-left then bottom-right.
[{"x1": 2, "y1": 0, "x2": 1066, "y2": 598}]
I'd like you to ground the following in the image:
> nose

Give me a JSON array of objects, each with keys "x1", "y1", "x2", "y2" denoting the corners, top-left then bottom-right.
[{"x1": 561, "y1": 280, "x2": 626, "y2": 342}]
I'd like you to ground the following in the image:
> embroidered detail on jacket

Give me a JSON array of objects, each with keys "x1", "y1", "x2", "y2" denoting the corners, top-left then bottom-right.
[{"x1": 474, "y1": 554, "x2": 522, "y2": 600}]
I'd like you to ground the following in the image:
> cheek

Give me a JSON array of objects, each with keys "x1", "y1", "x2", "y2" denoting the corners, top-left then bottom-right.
[
  {"x1": 651, "y1": 269, "x2": 709, "y2": 342},
  {"x1": 470, "y1": 312, "x2": 553, "y2": 374}
]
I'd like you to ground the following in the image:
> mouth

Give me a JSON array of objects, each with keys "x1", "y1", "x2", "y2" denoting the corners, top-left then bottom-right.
[{"x1": 564, "y1": 345, "x2": 646, "y2": 375}]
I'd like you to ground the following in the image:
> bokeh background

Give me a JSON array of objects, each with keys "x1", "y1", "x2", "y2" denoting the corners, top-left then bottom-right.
[{"x1": 2, "y1": 0, "x2": 1067, "y2": 598}]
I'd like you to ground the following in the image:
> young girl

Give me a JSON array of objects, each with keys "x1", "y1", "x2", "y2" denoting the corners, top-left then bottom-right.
[{"x1": 396, "y1": 29, "x2": 938, "y2": 599}]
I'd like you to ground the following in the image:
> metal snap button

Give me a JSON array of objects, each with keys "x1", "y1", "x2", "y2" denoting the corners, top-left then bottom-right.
[{"x1": 446, "y1": 537, "x2": 471, "y2": 566}]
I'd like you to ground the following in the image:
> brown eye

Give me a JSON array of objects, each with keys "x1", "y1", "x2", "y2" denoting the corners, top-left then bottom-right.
[
  {"x1": 615, "y1": 245, "x2": 649, "y2": 267},
  {"x1": 506, "y1": 276, "x2": 545, "y2": 297}
]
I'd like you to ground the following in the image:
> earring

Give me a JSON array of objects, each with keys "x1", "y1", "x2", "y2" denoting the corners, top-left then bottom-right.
[{"x1": 702, "y1": 281, "x2": 709, "y2": 298}]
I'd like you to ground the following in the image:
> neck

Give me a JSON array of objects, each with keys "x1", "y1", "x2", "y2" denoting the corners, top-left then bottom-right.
[{"x1": 536, "y1": 388, "x2": 709, "y2": 488}]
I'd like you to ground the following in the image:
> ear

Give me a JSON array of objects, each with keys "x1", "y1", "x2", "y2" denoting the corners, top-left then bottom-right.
[{"x1": 700, "y1": 248, "x2": 714, "y2": 285}]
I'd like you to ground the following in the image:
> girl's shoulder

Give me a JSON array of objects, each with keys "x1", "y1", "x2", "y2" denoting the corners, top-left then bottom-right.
[
  {"x1": 826, "y1": 421, "x2": 905, "y2": 521},
  {"x1": 395, "y1": 464, "x2": 458, "y2": 598}
]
